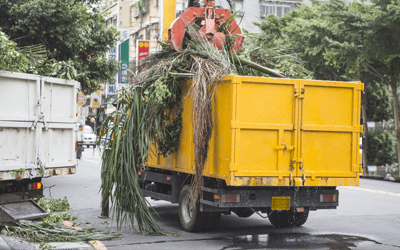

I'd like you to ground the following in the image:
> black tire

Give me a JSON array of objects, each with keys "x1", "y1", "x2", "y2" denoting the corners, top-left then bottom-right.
[
  {"x1": 267, "y1": 208, "x2": 309, "y2": 227},
  {"x1": 178, "y1": 185, "x2": 207, "y2": 232},
  {"x1": 87, "y1": 145, "x2": 89, "y2": 148},
  {"x1": 204, "y1": 212, "x2": 221, "y2": 231},
  {"x1": 76, "y1": 151, "x2": 82, "y2": 159},
  {"x1": 293, "y1": 208, "x2": 309, "y2": 226},
  {"x1": 233, "y1": 208, "x2": 254, "y2": 218}
]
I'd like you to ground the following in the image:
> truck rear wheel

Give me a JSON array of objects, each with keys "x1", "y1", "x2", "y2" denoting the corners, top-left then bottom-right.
[
  {"x1": 267, "y1": 208, "x2": 309, "y2": 227},
  {"x1": 179, "y1": 185, "x2": 207, "y2": 232},
  {"x1": 233, "y1": 208, "x2": 254, "y2": 218}
]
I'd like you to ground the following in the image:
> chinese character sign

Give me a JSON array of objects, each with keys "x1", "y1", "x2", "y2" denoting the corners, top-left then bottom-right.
[
  {"x1": 120, "y1": 30, "x2": 129, "y2": 41},
  {"x1": 109, "y1": 47, "x2": 117, "y2": 60},
  {"x1": 136, "y1": 40, "x2": 150, "y2": 71},
  {"x1": 119, "y1": 39, "x2": 129, "y2": 84}
]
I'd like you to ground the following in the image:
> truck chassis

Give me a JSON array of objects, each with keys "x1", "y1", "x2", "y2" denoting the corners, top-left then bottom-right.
[{"x1": 139, "y1": 167, "x2": 339, "y2": 231}]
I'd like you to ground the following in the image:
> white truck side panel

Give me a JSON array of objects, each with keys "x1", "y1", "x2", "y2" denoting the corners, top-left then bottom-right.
[
  {"x1": 0, "y1": 71, "x2": 78, "y2": 181},
  {"x1": 0, "y1": 71, "x2": 77, "y2": 123}
]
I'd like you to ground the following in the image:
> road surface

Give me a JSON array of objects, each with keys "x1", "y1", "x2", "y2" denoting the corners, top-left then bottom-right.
[{"x1": 42, "y1": 147, "x2": 400, "y2": 250}]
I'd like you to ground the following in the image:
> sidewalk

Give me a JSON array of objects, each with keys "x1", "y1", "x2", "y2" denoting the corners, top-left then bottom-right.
[
  {"x1": 1, "y1": 234, "x2": 99, "y2": 250},
  {"x1": 361, "y1": 174, "x2": 399, "y2": 182},
  {"x1": 0, "y1": 235, "x2": 11, "y2": 250}
]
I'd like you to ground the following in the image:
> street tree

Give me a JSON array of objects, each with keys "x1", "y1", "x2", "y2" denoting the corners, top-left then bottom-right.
[
  {"x1": 0, "y1": 29, "x2": 28, "y2": 72},
  {"x1": 367, "y1": 130, "x2": 397, "y2": 167},
  {"x1": 0, "y1": 0, "x2": 118, "y2": 94},
  {"x1": 320, "y1": 0, "x2": 400, "y2": 172}
]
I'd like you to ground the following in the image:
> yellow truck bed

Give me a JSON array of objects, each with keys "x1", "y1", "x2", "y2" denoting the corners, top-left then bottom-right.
[{"x1": 147, "y1": 75, "x2": 363, "y2": 187}]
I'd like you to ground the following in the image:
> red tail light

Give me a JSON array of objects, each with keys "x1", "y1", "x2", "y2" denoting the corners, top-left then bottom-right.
[
  {"x1": 75, "y1": 141, "x2": 77, "y2": 152},
  {"x1": 320, "y1": 194, "x2": 337, "y2": 203}
]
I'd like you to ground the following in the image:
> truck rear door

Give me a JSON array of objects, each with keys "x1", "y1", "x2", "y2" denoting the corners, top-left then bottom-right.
[
  {"x1": 298, "y1": 80, "x2": 363, "y2": 183},
  {"x1": 232, "y1": 77, "x2": 300, "y2": 184},
  {"x1": 231, "y1": 76, "x2": 362, "y2": 186}
]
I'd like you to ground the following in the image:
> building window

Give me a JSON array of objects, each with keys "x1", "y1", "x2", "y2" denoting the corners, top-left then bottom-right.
[
  {"x1": 234, "y1": 0, "x2": 244, "y2": 12},
  {"x1": 261, "y1": 1, "x2": 298, "y2": 18},
  {"x1": 133, "y1": 6, "x2": 140, "y2": 18},
  {"x1": 146, "y1": 26, "x2": 151, "y2": 40},
  {"x1": 151, "y1": 23, "x2": 159, "y2": 38},
  {"x1": 175, "y1": 0, "x2": 188, "y2": 18}
]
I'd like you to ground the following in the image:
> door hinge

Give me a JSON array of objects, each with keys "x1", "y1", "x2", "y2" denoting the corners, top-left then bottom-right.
[
  {"x1": 294, "y1": 88, "x2": 305, "y2": 99},
  {"x1": 292, "y1": 158, "x2": 304, "y2": 171}
]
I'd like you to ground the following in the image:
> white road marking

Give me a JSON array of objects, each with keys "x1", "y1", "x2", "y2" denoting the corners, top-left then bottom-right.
[{"x1": 341, "y1": 186, "x2": 400, "y2": 197}]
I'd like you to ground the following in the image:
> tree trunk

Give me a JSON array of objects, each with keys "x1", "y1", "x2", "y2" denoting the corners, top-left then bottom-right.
[
  {"x1": 389, "y1": 80, "x2": 400, "y2": 178},
  {"x1": 361, "y1": 91, "x2": 369, "y2": 175}
]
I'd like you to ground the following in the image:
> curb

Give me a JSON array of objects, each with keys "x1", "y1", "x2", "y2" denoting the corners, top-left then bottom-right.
[
  {"x1": 31, "y1": 242, "x2": 95, "y2": 250},
  {"x1": 0, "y1": 235, "x2": 12, "y2": 250},
  {"x1": 361, "y1": 175, "x2": 400, "y2": 182}
]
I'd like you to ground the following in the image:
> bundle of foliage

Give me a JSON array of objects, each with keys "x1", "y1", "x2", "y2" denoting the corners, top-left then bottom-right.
[
  {"x1": 98, "y1": 25, "x2": 233, "y2": 235},
  {"x1": 0, "y1": 0, "x2": 118, "y2": 93},
  {"x1": 237, "y1": 33, "x2": 312, "y2": 79},
  {"x1": 2, "y1": 221, "x2": 119, "y2": 244},
  {"x1": 1, "y1": 197, "x2": 120, "y2": 245}
]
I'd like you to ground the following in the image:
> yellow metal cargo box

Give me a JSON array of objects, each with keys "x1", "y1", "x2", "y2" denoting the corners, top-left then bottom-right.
[{"x1": 147, "y1": 75, "x2": 363, "y2": 187}]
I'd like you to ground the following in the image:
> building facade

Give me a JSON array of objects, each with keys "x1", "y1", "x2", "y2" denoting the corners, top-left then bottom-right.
[{"x1": 101, "y1": 0, "x2": 310, "y2": 98}]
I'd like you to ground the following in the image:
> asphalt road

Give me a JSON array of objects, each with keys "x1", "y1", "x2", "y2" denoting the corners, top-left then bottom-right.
[{"x1": 42, "y1": 147, "x2": 400, "y2": 250}]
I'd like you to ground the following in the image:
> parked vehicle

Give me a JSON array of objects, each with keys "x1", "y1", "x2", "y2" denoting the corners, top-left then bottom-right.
[
  {"x1": 139, "y1": 75, "x2": 364, "y2": 231},
  {"x1": 0, "y1": 71, "x2": 78, "y2": 225},
  {"x1": 83, "y1": 125, "x2": 96, "y2": 148}
]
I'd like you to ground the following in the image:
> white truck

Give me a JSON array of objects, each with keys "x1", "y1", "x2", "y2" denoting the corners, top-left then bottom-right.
[{"x1": 0, "y1": 71, "x2": 78, "y2": 225}]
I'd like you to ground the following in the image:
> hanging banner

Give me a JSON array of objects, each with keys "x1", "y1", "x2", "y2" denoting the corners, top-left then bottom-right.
[
  {"x1": 119, "y1": 38, "x2": 129, "y2": 86},
  {"x1": 91, "y1": 90, "x2": 101, "y2": 109},
  {"x1": 77, "y1": 92, "x2": 86, "y2": 106},
  {"x1": 107, "y1": 45, "x2": 118, "y2": 99},
  {"x1": 136, "y1": 40, "x2": 150, "y2": 71}
]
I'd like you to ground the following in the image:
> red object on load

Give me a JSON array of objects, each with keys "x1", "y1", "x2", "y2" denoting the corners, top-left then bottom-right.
[{"x1": 168, "y1": 2, "x2": 244, "y2": 53}]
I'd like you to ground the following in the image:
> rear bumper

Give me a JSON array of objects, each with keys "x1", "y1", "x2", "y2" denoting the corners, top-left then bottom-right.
[
  {"x1": 0, "y1": 166, "x2": 76, "y2": 181},
  {"x1": 200, "y1": 186, "x2": 339, "y2": 211}
]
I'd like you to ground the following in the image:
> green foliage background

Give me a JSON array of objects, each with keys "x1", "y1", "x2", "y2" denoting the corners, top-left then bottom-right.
[
  {"x1": 367, "y1": 130, "x2": 397, "y2": 167},
  {"x1": 0, "y1": 0, "x2": 119, "y2": 94}
]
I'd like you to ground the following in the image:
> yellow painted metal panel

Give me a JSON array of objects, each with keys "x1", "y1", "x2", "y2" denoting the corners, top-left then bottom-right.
[
  {"x1": 302, "y1": 86, "x2": 353, "y2": 127},
  {"x1": 232, "y1": 78, "x2": 297, "y2": 183},
  {"x1": 162, "y1": 0, "x2": 176, "y2": 40},
  {"x1": 146, "y1": 75, "x2": 363, "y2": 187},
  {"x1": 147, "y1": 78, "x2": 233, "y2": 179},
  {"x1": 237, "y1": 81, "x2": 295, "y2": 124},
  {"x1": 299, "y1": 80, "x2": 363, "y2": 180},
  {"x1": 302, "y1": 132, "x2": 352, "y2": 175}
]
